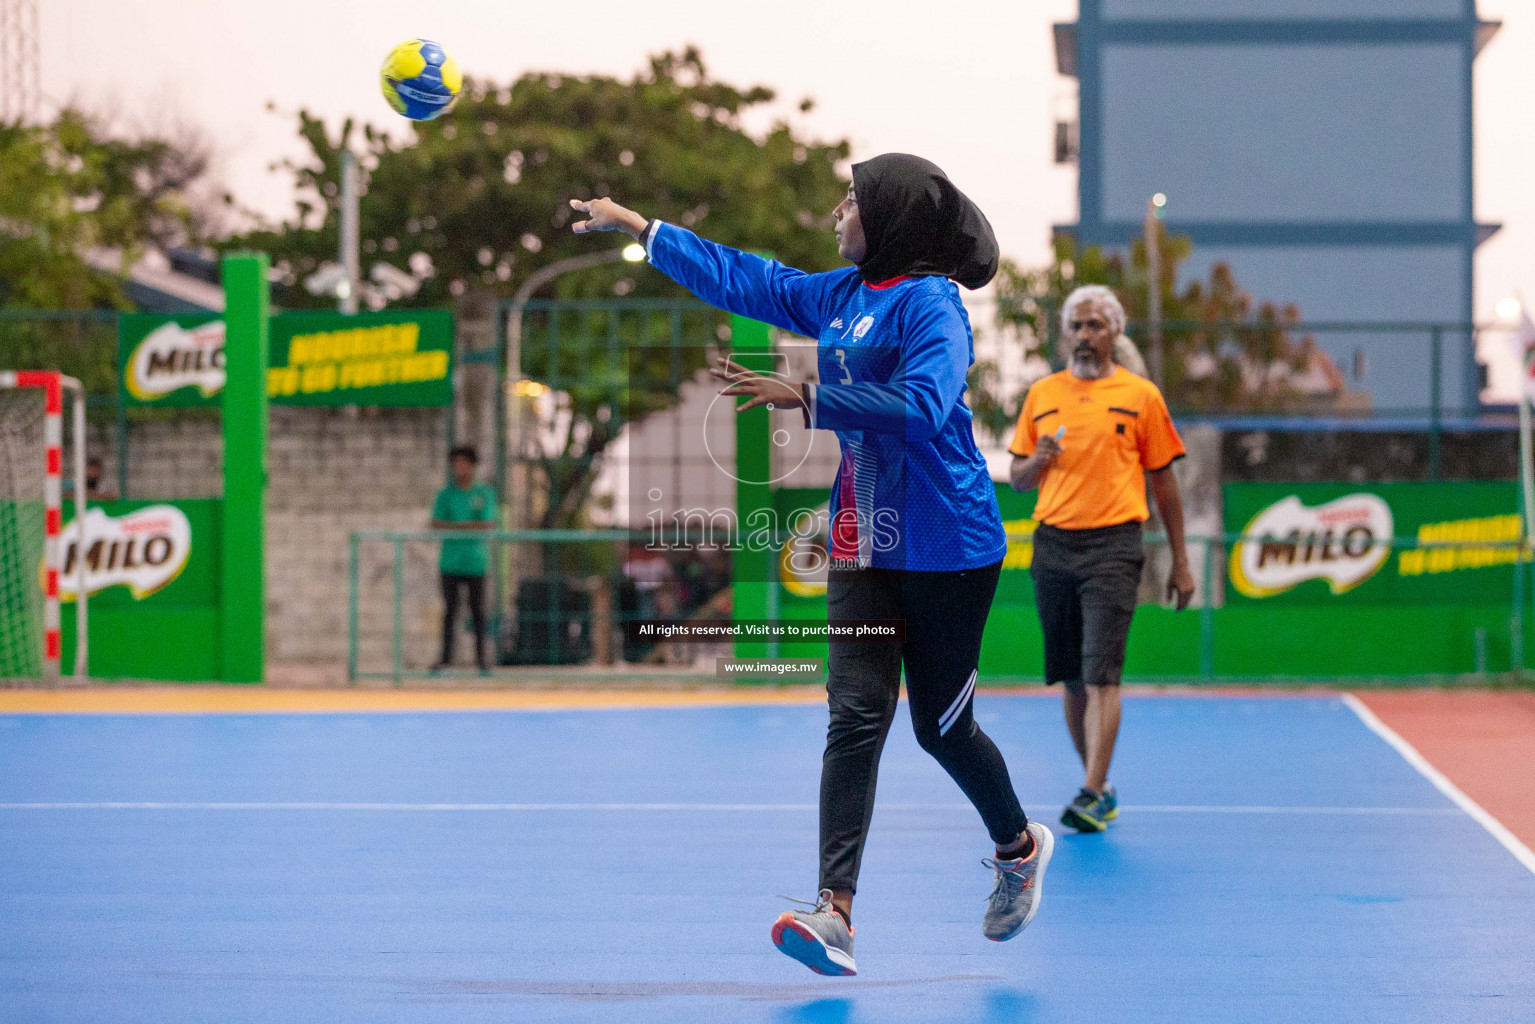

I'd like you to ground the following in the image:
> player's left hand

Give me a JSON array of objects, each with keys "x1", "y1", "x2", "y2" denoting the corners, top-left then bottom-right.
[
  {"x1": 1167, "y1": 559, "x2": 1195, "y2": 611},
  {"x1": 710, "y1": 357, "x2": 804, "y2": 412}
]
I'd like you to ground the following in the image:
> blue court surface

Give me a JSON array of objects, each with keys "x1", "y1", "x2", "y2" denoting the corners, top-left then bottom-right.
[{"x1": 3, "y1": 694, "x2": 1533, "y2": 1023}]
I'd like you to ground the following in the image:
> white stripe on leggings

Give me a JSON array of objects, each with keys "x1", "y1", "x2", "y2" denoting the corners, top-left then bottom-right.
[{"x1": 938, "y1": 668, "x2": 978, "y2": 736}]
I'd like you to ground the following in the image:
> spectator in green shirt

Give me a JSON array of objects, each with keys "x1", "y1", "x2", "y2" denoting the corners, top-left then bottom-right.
[{"x1": 430, "y1": 444, "x2": 497, "y2": 673}]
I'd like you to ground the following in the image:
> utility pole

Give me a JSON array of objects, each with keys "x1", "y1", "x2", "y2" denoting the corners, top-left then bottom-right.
[
  {"x1": 338, "y1": 150, "x2": 360, "y2": 314},
  {"x1": 0, "y1": 0, "x2": 41, "y2": 123},
  {"x1": 1144, "y1": 192, "x2": 1167, "y2": 388}
]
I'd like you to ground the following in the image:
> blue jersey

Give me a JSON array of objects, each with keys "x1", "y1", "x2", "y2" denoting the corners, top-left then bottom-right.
[{"x1": 646, "y1": 221, "x2": 1006, "y2": 572}]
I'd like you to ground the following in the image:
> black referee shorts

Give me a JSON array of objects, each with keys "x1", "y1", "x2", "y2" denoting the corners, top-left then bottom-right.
[{"x1": 1030, "y1": 521, "x2": 1145, "y2": 689}]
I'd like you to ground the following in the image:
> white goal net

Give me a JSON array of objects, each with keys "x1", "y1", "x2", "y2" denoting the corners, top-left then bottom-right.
[{"x1": 0, "y1": 385, "x2": 45, "y2": 680}]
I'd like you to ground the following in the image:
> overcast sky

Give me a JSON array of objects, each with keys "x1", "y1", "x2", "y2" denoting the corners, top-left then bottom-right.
[{"x1": 41, "y1": 0, "x2": 1535, "y2": 333}]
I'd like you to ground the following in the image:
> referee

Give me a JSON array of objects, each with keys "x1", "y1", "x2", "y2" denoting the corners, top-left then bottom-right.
[{"x1": 1009, "y1": 285, "x2": 1195, "y2": 833}]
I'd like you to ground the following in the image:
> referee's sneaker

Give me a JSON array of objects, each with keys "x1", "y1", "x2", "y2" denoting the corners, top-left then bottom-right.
[{"x1": 1008, "y1": 285, "x2": 1195, "y2": 833}]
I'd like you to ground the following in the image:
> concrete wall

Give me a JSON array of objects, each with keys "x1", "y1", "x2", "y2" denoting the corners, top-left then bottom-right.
[{"x1": 90, "y1": 406, "x2": 451, "y2": 671}]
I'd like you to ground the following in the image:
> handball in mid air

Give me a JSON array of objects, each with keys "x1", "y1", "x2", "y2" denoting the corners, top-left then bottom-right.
[{"x1": 380, "y1": 39, "x2": 462, "y2": 121}]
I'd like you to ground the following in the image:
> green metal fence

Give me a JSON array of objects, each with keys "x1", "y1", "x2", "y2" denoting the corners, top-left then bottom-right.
[
  {"x1": 1119, "y1": 320, "x2": 1484, "y2": 484},
  {"x1": 347, "y1": 528, "x2": 681, "y2": 683},
  {"x1": 992, "y1": 313, "x2": 1487, "y2": 474},
  {"x1": 496, "y1": 297, "x2": 720, "y2": 521},
  {"x1": 0, "y1": 308, "x2": 1502, "y2": 498},
  {"x1": 347, "y1": 529, "x2": 1535, "y2": 685},
  {"x1": 6, "y1": 305, "x2": 1524, "y2": 683}
]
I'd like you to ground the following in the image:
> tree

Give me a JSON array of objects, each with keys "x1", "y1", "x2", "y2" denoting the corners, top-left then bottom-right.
[
  {"x1": 235, "y1": 49, "x2": 851, "y2": 529},
  {"x1": 0, "y1": 109, "x2": 214, "y2": 394},
  {"x1": 0, "y1": 108, "x2": 210, "y2": 310},
  {"x1": 972, "y1": 227, "x2": 1320, "y2": 444},
  {"x1": 238, "y1": 48, "x2": 847, "y2": 306}
]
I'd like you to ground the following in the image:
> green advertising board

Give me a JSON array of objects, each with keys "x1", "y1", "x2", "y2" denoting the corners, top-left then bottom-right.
[
  {"x1": 1224, "y1": 482, "x2": 1521, "y2": 605},
  {"x1": 740, "y1": 480, "x2": 1525, "y2": 680},
  {"x1": 58, "y1": 499, "x2": 222, "y2": 680},
  {"x1": 119, "y1": 310, "x2": 454, "y2": 408}
]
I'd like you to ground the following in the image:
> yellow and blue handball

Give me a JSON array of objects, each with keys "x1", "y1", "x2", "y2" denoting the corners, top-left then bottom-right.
[{"x1": 380, "y1": 39, "x2": 462, "y2": 121}]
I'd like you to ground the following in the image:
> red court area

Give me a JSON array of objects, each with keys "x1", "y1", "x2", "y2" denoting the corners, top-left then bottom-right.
[{"x1": 1358, "y1": 690, "x2": 1535, "y2": 849}]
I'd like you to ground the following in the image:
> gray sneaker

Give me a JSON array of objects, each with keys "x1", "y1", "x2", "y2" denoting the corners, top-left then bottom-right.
[
  {"x1": 771, "y1": 889, "x2": 857, "y2": 976},
  {"x1": 982, "y1": 821, "x2": 1054, "y2": 941}
]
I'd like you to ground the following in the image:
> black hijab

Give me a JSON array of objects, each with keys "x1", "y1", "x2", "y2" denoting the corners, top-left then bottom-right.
[{"x1": 850, "y1": 153, "x2": 999, "y2": 290}]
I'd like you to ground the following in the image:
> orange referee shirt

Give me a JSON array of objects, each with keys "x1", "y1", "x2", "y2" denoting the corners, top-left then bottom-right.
[{"x1": 1009, "y1": 367, "x2": 1185, "y2": 530}]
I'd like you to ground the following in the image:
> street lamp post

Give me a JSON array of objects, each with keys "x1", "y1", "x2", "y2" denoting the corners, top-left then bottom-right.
[
  {"x1": 499, "y1": 244, "x2": 646, "y2": 661},
  {"x1": 1144, "y1": 193, "x2": 1167, "y2": 388},
  {"x1": 339, "y1": 150, "x2": 360, "y2": 315}
]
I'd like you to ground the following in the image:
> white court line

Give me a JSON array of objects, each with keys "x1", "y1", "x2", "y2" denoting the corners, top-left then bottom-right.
[
  {"x1": 1343, "y1": 692, "x2": 1535, "y2": 877},
  {"x1": 0, "y1": 801, "x2": 1461, "y2": 815},
  {"x1": 0, "y1": 802, "x2": 821, "y2": 812}
]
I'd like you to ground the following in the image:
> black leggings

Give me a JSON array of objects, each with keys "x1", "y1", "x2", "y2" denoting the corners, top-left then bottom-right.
[
  {"x1": 820, "y1": 560, "x2": 1027, "y2": 895},
  {"x1": 440, "y1": 573, "x2": 488, "y2": 668}
]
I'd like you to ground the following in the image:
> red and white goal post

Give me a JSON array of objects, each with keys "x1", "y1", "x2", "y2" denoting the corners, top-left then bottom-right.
[{"x1": 0, "y1": 371, "x2": 88, "y2": 684}]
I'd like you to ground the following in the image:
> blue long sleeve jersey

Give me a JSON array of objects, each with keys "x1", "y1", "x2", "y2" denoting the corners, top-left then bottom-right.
[{"x1": 645, "y1": 221, "x2": 1006, "y2": 572}]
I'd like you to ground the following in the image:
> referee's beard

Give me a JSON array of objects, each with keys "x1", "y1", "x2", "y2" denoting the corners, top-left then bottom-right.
[{"x1": 1070, "y1": 345, "x2": 1113, "y2": 380}]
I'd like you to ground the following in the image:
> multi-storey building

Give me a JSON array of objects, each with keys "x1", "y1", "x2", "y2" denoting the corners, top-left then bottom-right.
[{"x1": 1055, "y1": 0, "x2": 1501, "y2": 414}]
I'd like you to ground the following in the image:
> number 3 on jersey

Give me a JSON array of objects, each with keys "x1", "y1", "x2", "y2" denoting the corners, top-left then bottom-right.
[{"x1": 833, "y1": 348, "x2": 852, "y2": 384}]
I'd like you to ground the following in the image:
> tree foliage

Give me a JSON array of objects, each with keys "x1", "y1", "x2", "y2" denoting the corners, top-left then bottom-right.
[
  {"x1": 233, "y1": 48, "x2": 849, "y2": 307},
  {"x1": 971, "y1": 226, "x2": 1318, "y2": 443},
  {"x1": 234, "y1": 49, "x2": 852, "y2": 530},
  {"x1": 0, "y1": 108, "x2": 210, "y2": 310},
  {"x1": 0, "y1": 109, "x2": 213, "y2": 399}
]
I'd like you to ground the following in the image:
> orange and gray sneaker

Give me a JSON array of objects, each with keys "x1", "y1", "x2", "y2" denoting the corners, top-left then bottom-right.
[
  {"x1": 771, "y1": 889, "x2": 857, "y2": 976},
  {"x1": 982, "y1": 821, "x2": 1054, "y2": 941}
]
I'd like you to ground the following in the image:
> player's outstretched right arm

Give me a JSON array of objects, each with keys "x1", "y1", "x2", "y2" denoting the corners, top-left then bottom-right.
[{"x1": 568, "y1": 197, "x2": 831, "y2": 338}]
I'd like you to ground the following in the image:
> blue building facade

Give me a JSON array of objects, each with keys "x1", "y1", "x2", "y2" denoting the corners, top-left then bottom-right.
[{"x1": 1057, "y1": 0, "x2": 1501, "y2": 414}]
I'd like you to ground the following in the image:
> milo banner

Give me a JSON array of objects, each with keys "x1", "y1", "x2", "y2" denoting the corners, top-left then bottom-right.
[
  {"x1": 58, "y1": 499, "x2": 222, "y2": 680},
  {"x1": 119, "y1": 310, "x2": 454, "y2": 407},
  {"x1": 58, "y1": 504, "x2": 197, "y2": 602},
  {"x1": 1225, "y1": 482, "x2": 1520, "y2": 604}
]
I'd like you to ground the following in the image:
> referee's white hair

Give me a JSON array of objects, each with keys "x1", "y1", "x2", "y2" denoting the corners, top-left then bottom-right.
[{"x1": 1060, "y1": 284, "x2": 1127, "y2": 339}]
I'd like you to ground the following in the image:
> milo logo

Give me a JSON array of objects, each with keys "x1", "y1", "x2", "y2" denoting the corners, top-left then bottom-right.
[
  {"x1": 1230, "y1": 494, "x2": 1393, "y2": 598},
  {"x1": 125, "y1": 321, "x2": 226, "y2": 401},
  {"x1": 57, "y1": 505, "x2": 193, "y2": 601}
]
